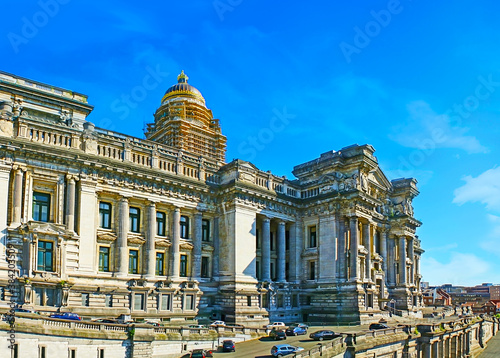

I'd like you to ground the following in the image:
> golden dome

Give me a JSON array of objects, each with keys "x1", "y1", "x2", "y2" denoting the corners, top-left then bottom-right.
[{"x1": 162, "y1": 70, "x2": 205, "y2": 104}]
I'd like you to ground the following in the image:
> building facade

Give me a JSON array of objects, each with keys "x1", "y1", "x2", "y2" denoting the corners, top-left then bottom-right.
[{"x1": 0, "y1": 70, "x2": 424, "y2": 326}]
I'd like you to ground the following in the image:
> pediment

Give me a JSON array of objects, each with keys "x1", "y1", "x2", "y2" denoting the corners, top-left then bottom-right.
[
  {"x1": 368, "y1": 168, "x2": 392, "y2": 191},
  {"x1": 127, "y1": 235, "x2": 146, "y2": 245},
  {"x1": 97, "y1": 231, "x2": 117, "y2": 242},
  {"x1": 155, "y1": 239, "x2": 172, "y2": 248},
  {"x1": 179, "y1": 241, "x2": 194, "y2": 250},
  {"x1": 20, "y1": 221, "x2": 69, "y2": 236}
]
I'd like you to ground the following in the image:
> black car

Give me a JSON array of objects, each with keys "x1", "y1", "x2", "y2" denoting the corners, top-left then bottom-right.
[
  {"x1": 190, "y1": 349, "x2": 213, "y2": 358},
  {"x1": 269, "y1": 329, "x2": 287, "y2": 340},
  {"x1": 369, "y1": 323, "x2": 389, "y2": 330},
  {"x1": 309, "y1": 330, "x2": 339, "y2": 341},
  {"x1": 222, "y1": 340, "x2": 235, "y2": 352}
]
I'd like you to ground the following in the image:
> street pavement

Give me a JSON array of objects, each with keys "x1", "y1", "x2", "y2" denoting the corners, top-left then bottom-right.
[{"x1": 478, "y1": 332, "x2": 500, "y2": 357}]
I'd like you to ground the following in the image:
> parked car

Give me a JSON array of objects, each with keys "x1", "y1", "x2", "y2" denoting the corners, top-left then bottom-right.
[
  {"x1": 92, "y1": 318, "x2": 119, "y2": 324},
  {"x1": 50, "y1": 312, "x2": 81, "y2": 321},
  {"x1": 188, "y1": 324, "x2": 205, "y2": 329},
  {"x1": 271, "y1": 344, "x2": 304, "y2": 357},
  {"x1": 189, "y1": 349, "x2": 213, "y2": 358},
  {"x1": 369, "y1": 323, "x2": 389, "y2": 330},
  {"x1": 267, "y1": 321, "x2": 286, "y2": 330},
  {"x1": 209, "y1": 320, "x2": 225, "y2": 327},
  {"x1": 309, "y1": 330, "x2": 340, "y2": 341},
  {"x1": 222, "y1": 339, "x2": 235, "y2": 352},
  {"x1": 270, "y1": 329, "x2": 287, "y2": 340},
  {"x1": 285, "y1": 325, "x2": 307, "y2": 336},
  {"x1": 14, "y1": 307, "x2": 38, "y2": 314},
  {"x1": 290, "y1": 322, "x2": 309, "y2": 329},
  {"x1": 145, "y1": 321, "x2": 160, "y2": 327}
]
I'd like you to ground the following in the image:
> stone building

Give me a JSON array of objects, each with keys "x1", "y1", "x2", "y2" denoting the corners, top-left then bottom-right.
[{"x1": 0, "y1": 70, "x2": 424, "y2": 326}]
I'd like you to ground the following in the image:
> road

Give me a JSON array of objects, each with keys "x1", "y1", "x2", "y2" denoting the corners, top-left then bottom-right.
[{"x1": 211, "y1": 324, "x2": 370, "y2": 358}]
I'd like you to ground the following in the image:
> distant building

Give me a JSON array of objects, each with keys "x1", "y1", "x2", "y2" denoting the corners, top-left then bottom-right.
[{"x1": 0, "y1": 70, "x2": 425, "y2": 325}]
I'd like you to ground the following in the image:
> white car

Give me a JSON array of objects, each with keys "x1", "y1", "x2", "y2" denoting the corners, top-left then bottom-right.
[
  {"x1": 210, "y1": 320, "x2": 226, "y2": 327},
  {"x1": 267, "y1": 322, "x2": 286, "y2": 330}
]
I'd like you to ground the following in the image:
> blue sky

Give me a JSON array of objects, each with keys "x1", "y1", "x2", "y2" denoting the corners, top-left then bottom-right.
[{"x1": 2, "y1": 1, "x2": 500, "y2": 286}]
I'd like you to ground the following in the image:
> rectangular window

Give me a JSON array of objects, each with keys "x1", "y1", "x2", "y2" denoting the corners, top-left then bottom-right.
[
  {"x1": 285, "y1": 262, "x2": 289, "y2": 281},
  {"x1": 98, "y1": 246, "x2": 110, "y2": 272},
  {"x1": 201, "y1": 256, "x2": 209, "y2": 278},
  {"x1": 256, "y1": 261, "x2": 261, "y2": 280},
  {"x1": 69, "y1": 348, "x2": 76, "y2": 358},
  {"x1": 98, "y1": 348, "x2": 104, "y2": 358},
  {"x1": 247, "y1": 295, "x2": 252, "y2": 307},
  {"x1": 39, "y1": 346, "x2": 46, "y2": 358},
  {"x1": 129, "y1": 249, "x2": 139, "y2": 274},
  {"x1": 160, "y1": 294, "x2": 171, "y2": 311},
  {"x1": 285, "y1": 230, "x2": 290, "y2": 250},
  {"x1": 134, "y1": 293, "x2": 144, "y2": 311},
  {"x1": 309, "y1": 226, "x2": 317, "y2": 248},
  {"x1": 309, "y1": 261, "x2": 316, "y2": 280},
  {"x1": 185, "y1": 294, "x2": 194, "y2": 310},
  {"x1": 292, "y1": 294, "x2": 298, "y2": 307},
  {"x1": 46, "y1": 288, "x2": 56, "y2": 306},
  {"x1": 37, "y1": 241, "x2": 53, "y2": 271},
  {"x1": 270, "y1": 232, "x2": 275, "y2": 251},
  {"x1": 180, "y1": 215, "x2": 189, "y2": 239},
  {"x1": 156, "y1": 212, "x2": 166, "y2": 236},
  {"x1": 33, "y1": 192, "x2": 50, "y2": 222},
  {"x1": 277, "y1": 294, "x2": 284, "y2": 307},
  {"x1": 202, "y1": 219, "x2": 210, "y2": 241},
  {"x1": 105, "y1": 294, "x2": 113, "y2": 308},
  {"x1": 256, "y1": 229, "x2": 260, "y2": 249},
  {"x1": 270, "y1": 262, "x2": 276, "y2": 281},
  {"x1": 156, "y1": 252, "x2": 165, "y2": 276},
  {"x1": 81, "y1": 293, "x2": 89, "y2": 307},
  {"x1": 99, "y1": 202, "x2": 112, "y2": 229},
  {"x1": 180, "y1": 254, "x2": 188, "y2": 277},
  {"x1": 129, "y1": 207, "x2": 140, "y2": 233}
]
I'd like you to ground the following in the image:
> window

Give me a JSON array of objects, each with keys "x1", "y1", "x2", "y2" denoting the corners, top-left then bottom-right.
[
  {"x1": 98, "y1": 246, "x2": 110, "y2": 272},
  {"x1": 33, "y1": 192, "x2": 50, "y2": 222},
  {"x1": 256, "y1": 229, "x2": 260, "y2": 249},
  {"x1": 309, "y1": 261, "x2": 316, "y2": 280},
  {"x1": 270, "y1": 262, "x2": 275, "y2": 281},
  {"x1": 129, "y1": 249, "x2": 139, "y2": 274},
  {"x1": 292, "y1": 294, "x2": 298, "y2": 307},
  {"x1": 180, "y1": 215, "x2": 189, "y2": 239},
  {"x1": 105, "y1": 294, "x2": 113, "y2": 308},
  {"x1": 129, "y1": 207, "x2": 140, "y2": 233},
  {"x1": 180, "y1": 254, "x2": 188, "y2": 277},
  {"x1": 81, "y1": 293, "x2": 89, "y2": 307},
  {"x1": 99, "y1": 202, "x2": 112, "y2": 229},
  {"x1": 184, "y1": 294, "x2": 194, "y2": 310},
  {"x1": 202, "y1": 219, "x2": 210, "y2": 241},
  {"x1": 201, "y1": 256, "x2": 209, "y2": 278},
  {"x1": 270, "y1": 232, "x2": 274, "y2": 251},
  {"x1": 134, "y1": 293, "x2": 144, "y2": 311},
  {"x1": 37, "y1": 241, "x2": 53, "y2": 271},
  {"x1": 69, "y1": 348, "x2": 76, "y2": 358},
  {"x1": 159, "y1": 294, "x2": 171, "y2": 311},
  {"x1": 247, "y1": 295, "x2": 252, "y2": 307},
  {"x1": 39, "y1": 346, "x2": 46, "y2": 358},
  {"x1": 98, "y1": 348, "x2": 104, "y2": 358},
  {"x1": 309, "y1": 226, "x2": 317, "y2": 248},
  {"x1": 285, "y1": 230, "x2": 290, "y2": 250},
  {"x1": 156, "y1": 212, "x2": 166, "y2": 236},
  {"x1": 256, "y1": 260, "x2": 261, "y2": 280},
  {"x1": 156, "y1": 252, "x2": 165, "y2": 276}
]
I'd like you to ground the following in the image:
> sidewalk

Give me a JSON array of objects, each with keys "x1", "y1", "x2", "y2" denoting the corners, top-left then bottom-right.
[{"x1": 478, "y1": 333, "x2": 500, "y2": 357}]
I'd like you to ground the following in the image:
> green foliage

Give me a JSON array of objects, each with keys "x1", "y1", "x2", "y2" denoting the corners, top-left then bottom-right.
[{"x1": 414, "y1": 327, "x2": 419, "y2": 335}]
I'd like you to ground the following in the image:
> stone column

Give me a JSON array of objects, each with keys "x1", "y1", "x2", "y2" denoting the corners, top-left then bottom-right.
[
  {"x1": 288, "y1": 222, "x2": 298, "y2": 282},
  {"x1": 338, "y1": 217, "x2": 346, "y2": 281},
  {"x1": 171, "y1": 207, "x2": 181, "y2": 279},
  {"x1": 381, "y1": 229, "x2": 388, "y2": 275},
  {"x1": 399, "y1": 236, "x2": 407, "y2": 285},
  {"x1": 12, "y1": 168, "x2": 24, "y2": 225},
  {"x1": 116, "y1": 197, "x2": 129, "y2": 277},
  {"x1": 363, "y1": 222, "x2": 371, "y2": 281},
  {"x1": 277, "y1": 221, "x2": 286, "y2": 282},
  {"x1": 145, "y1": 203, "x2": 157, "y2": 278},
  {"x1": 212, "y1": 217, "x2": 220, "y2": 279},
  {"x1": 409, "y1": 237, "x2": 415, "y2": 285},
  {"x1": 65, "y1": 176, "x2": 76, "y2": 232},
  {"x1": 261, "y1": 218, "x2": 271, "y2": 282},
  {"x1": 349, "y1": 216, "x2": 359, "y2": 281},
  {"x1": 193, "y1": 212, "x2": 203, "y2": 279}
]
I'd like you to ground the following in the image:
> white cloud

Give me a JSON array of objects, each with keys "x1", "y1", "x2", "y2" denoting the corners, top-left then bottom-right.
[
  {"x1": 390, "y1": 100, "x2": 488, "y2": 154},
  {"x1": 453, "y1": 167, "x2": 500, "y2": 212},
  {"x1": 421, "y1": 252, "x2": 498, "y2": 286}
]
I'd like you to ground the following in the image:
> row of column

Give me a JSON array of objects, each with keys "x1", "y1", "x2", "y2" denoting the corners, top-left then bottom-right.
[
  {"x1": 423, "y1": 332, "x2": 470, "y2": 358},
  {"x1": 116, "y1": 199, "x2": 209, "y2": 280},
  {"x1": 10, "y1": 168, "x2": 78, "y2": 232},
  {"x1": 260, "y1": 217, "x2": 288, "y2": 282}
]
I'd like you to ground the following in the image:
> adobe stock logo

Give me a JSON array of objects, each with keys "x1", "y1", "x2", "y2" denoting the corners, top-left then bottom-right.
[
  {"x1": 339, "y1": 0, "x2": 406, "y2": 64},
  {"x1": 213, "y1": 0, "x2": 243, "y2": 21},
  {"x1": 7, "y1": 0, "x2": 71, "y2": 54},
  {"x1": 237, "y1": 107, "x2": 295, "y2": 161}
]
